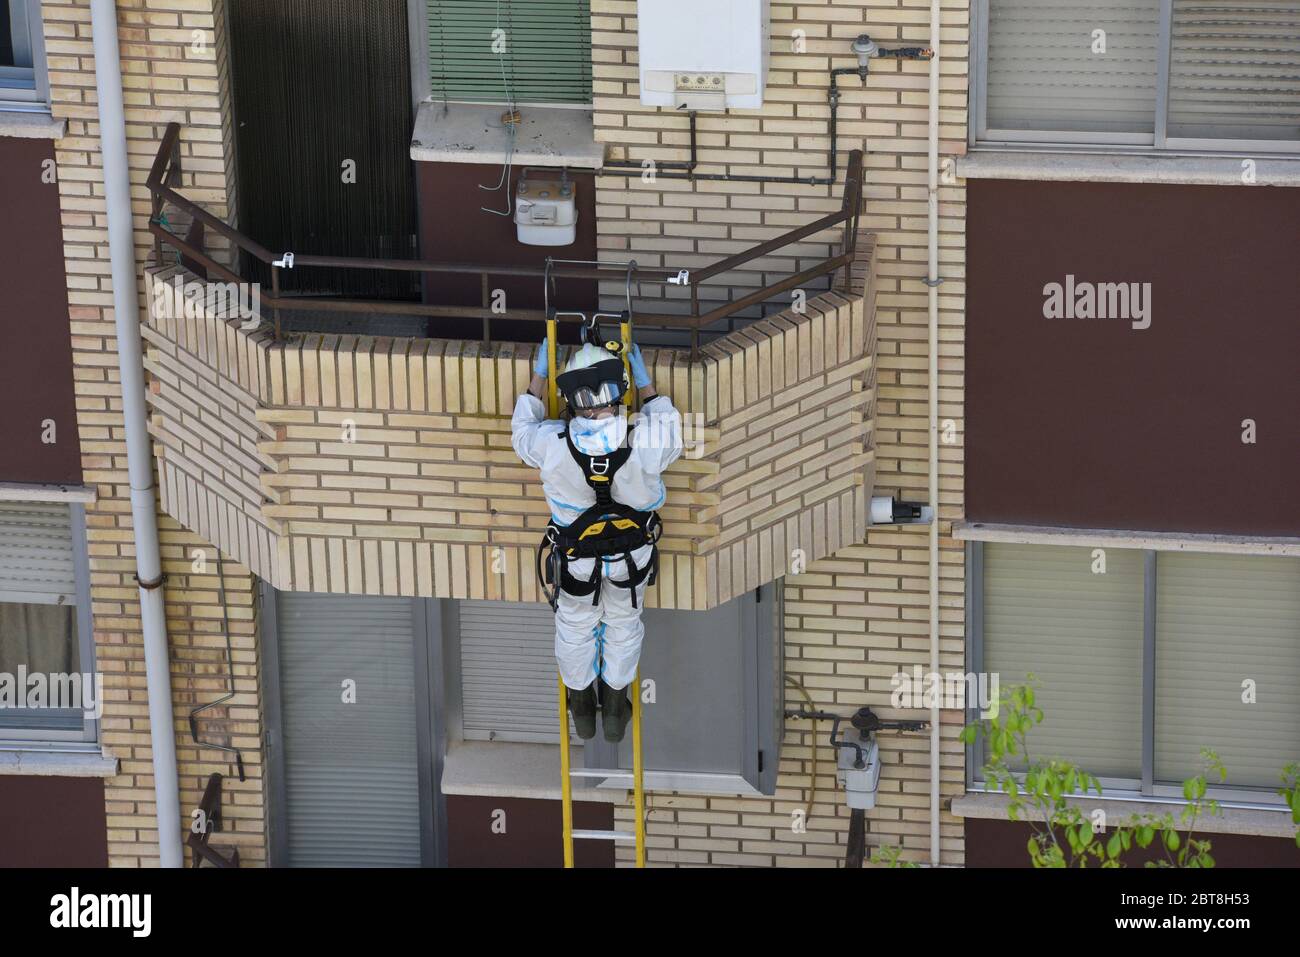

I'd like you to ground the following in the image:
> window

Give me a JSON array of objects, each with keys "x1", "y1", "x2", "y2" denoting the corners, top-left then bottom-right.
[
  {"x1": 0, "y1": 501, "x2": 96, "y2": 744},
  {"x1": 968, "y1": 542, "x2": 1300, "y2": 803},
  {"x1": 1, "y1": 0, "x2": 50, "y2": 111},
  {"x1": 971, "y1": 0, "x2": 1300, "y2": 153},
  {"x1": 427, "y1": 0, "x2": 593, "y2": 105},
  {"x1": 446, "y1": 588, "x2": 784, "y2": 795}
]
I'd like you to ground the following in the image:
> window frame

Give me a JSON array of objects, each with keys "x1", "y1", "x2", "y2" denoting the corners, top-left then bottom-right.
[
  {"x1": 0, "y1": 502, "x2": 98, "y2": 749},
  {"x1": 259, "y1": 586, "x2": 447, "y2": 868},
  {"x1": 970, "y1": 0, "x2": 1300, "y2": 157},
  {"x1": 964, "y1": 541, "x2": 1294, "y2": 809},
  {"x1": 0, "y1": 0, "x2": 51, "y2": 113},
  {"x1": 443, "y1": 587, "x2": 784, "y2": 797}
]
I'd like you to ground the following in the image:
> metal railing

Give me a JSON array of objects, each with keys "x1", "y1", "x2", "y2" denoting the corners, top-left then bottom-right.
[{"x1": 146, "y1": 122, "x2": 864, "y2": 355}]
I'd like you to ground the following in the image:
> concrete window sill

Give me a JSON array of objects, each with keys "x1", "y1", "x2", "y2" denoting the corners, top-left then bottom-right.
[
  {"x1": 410, "y1": 100, "x2": 602, "y2": 169},
  {"x1": 440, "y1": 740, "x2": 762, "y2": 801},
  {"x1": 952, "y1": 791, "x2": 1297, "y2": 840},
  {"x1": 0, "y1": 110, "x2": 66, "y2": 140},
  {"x1": 441, "y1": 741, "x2": 621, "y2": 803},
  {"x1": 0, "y1": 747, "x2": 119, "y2": 778},
  {"x1": 0, "y1": 481, "x2": 96, "y2": 504},
  {"x1": 958, "y1": 149, "x2": 1300, "y2": 188},
  {"x1": 953, "y1": 521, "x2": 1300, "y2": 558}
]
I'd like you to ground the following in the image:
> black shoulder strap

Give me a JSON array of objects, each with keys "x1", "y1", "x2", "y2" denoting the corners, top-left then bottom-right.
[{"x1": 562, "y1": 426, "x2": 635, "y2": 507}]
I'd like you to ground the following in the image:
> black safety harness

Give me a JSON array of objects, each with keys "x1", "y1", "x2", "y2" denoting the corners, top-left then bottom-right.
[{"x1": 536, "y1": 423, "x2": 662, "y2": 612}]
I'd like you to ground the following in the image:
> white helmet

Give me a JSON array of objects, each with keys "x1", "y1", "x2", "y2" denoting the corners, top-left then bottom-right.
[{"x1": 557, "y1": 342, "x2": 628, "y2": 412}]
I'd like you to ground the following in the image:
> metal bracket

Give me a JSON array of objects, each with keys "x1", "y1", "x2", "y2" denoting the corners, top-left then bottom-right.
[
  {"x1": 273, "y1": 252, "x2": 295, "y2": 269},
  {"x1": 667, "y1": 269, "x2": 691, "y2": 286},
  {"x1": 134, "y1": 572, "x2": 167, "y2": 591},
  {"x1": 922, "y1": 276, "x2": 945, "y2": 287}
]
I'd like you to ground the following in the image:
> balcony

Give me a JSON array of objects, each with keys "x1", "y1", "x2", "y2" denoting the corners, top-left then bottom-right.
[{"x1": 141, "y1": 125, "x2": 879, "y2": 610}]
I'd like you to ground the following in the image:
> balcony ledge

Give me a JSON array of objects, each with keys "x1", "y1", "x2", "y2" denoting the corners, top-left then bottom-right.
[{"x1": 141, "y1": 237, "x2": 878, "y2": 610}]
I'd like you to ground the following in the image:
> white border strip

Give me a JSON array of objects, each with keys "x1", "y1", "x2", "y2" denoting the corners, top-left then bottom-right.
[
  {"x1": 953, "y1": 521, "x2": 1300, "y2": 558},
  {"x1": 0, "y1": 482, "x2": 96, "y2": 504}
]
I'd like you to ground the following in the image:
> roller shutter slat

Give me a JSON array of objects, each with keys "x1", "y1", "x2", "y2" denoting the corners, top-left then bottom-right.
[
  {"x1": 276, "y1": 593, "x2": 421, "y2": 867},
  {"x1": 983, "y1": 543, "x2": 1145, "y2": 779},
  {"x1": 0, "y1": 502, "x2": 76, "y2": 605},
  {"x1": 428, "y1": 0, "x2": 593, "y2": 104},
  {"x1": 1154, "y1": 553, "x2": 1300, "y2": 788}
]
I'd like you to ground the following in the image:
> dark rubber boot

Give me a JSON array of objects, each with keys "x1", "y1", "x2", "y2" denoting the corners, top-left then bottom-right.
[
  {"x1": 568, "y1": 682, "x2": 598, "y2": 740},
  {"x1": 599, "y1": 678, "x2": 631, "y2": 743}
]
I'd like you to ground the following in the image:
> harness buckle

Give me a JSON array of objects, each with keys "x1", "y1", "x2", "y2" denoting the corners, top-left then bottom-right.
[{"x1": 589, "y1": 457, "x2": 611, "y2": 475}]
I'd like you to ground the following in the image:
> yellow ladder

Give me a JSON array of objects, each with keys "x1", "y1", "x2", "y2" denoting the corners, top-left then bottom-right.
[
  {"x1": 558, "y1": 672, "x2": 646, "y2": 868},
  {"x1": 546, "y1": 310, "x2": 646, "y2": 868}
]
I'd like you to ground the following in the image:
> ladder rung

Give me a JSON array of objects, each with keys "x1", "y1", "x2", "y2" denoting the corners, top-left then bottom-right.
[
  {"x1": 569, "y1": 768, "x2": 634, "y2": 780},
  {"x1": 572, "y1": 829, "x2": 635, "y2": 841}
]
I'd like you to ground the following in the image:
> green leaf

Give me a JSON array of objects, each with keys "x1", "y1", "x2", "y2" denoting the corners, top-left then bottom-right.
[
  {"x1": 1107, "y1": 832, "x2": 1122, "y2": 859},
  {"x1": 1164, "y1": 830, "x2": 1181, "y2": 852}
]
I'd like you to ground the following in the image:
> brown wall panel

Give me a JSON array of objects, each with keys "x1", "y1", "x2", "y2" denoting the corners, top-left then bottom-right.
[
  {"x1": 0, "y1": 776, "x2": 108, "y2": 867},
  {"x1": 416, "y1": 162, "x2": 597, "y2": 344},
  {"x1": 965, "y1": 817, "x2": 1300, "y2": 868},
  {"x1": 967, "y1": 180, "x2": 1300, "y2": 536},
  {"x1": 0, "y1": 137, "x2": 82, "y2": 485},
  {"x1": 446, "y1": 794, "x2": 614, "y2": 868}
]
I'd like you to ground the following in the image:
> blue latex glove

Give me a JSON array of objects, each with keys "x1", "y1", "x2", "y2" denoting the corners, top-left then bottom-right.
[
  {"x1": 627, "y1": 343, "x2": 651, "y2": 389},
  {"x1": 533, "y1": 337, "x2": 550, "y2": 378}
]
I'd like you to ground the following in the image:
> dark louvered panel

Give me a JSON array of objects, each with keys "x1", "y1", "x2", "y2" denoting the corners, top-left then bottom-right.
[{"x1": 229, "y1": 0, "x2": 419, "y2": 299}]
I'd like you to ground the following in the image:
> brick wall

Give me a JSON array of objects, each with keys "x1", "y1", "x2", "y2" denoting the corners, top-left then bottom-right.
[
  {"x1": 592, "y1": 0, "x2": 968, "y2": 866},
  {"x1": 45, "y1": 0, "x2": 265, "y2": 866}
]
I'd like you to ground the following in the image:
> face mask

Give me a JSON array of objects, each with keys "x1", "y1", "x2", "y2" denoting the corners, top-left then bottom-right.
[{"x1": 569, "y1": 409, "x2": 628, "y2": 454}]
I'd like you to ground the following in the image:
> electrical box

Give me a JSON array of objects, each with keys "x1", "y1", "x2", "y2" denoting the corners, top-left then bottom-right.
[
  {"x1": 637, "y1": 0, "x2": 769, "y2": 110},
  {"x1": 836, "y1": 739, "x2": 881, "y2": 810},
  {"x1": 514, "y1": 173, "x2": 578, "y2": 247}
]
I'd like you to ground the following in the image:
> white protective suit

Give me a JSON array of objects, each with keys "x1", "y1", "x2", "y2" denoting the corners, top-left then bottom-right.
[{"x1": 512, "y1": 393, "x2": 683, "y2": 691}]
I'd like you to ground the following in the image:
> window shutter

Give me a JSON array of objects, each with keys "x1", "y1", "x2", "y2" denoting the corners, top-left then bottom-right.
[
  {"x1": 985, "y1": 0, "x2": 1161, "y2": 136},
  {"x1": 276, "y1": 593, "x2": 422, "y2": 866},
  {"x1": 428, "y1": 0, "x2": 593, "y2": 105},
  {"x1": 1168, "y1": 1, "x2": 1300, "y2": 141},
  {"x1": 0, "y1": 502, "x2": 76, "y2": 606},
  {"x1": 1154, "y1": 553, "x2": 1300, "y2": 789},
  {"x1": 458, "y1": 600, "x2": 573, "y2": 743},
  {"x1": 982, "y1": 543, "x2": 1145, "y2": 779}
]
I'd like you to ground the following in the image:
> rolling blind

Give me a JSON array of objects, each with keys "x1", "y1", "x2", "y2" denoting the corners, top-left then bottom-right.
[
  {"x1": 276, "y1": 593, "x2": 421, "y2": 867},
  {"x1": 428, "y1": 0, "x2": 593, "y2": 104},
  {"x1": 985, "y1": 0, "x2": 1161, "y2": 134},
  {"x1": 458, "y1": 600, "x2": 572, "y2": 743},
  {"x1": 1154, "y1": 553, "x2": 1300, "y2": 789},
  {"x1": 1168, "y1": 1, "x2": 1300, "y2": 141},
  {"x1": 0, "y1": 502, "x2": 76, "y2": 606},
  {"x1": 982, "y1": 543, "x2": 1145, "y2": 778}
]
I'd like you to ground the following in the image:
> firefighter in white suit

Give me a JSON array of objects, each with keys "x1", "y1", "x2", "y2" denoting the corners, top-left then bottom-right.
[{"x1": 512, "y1": 339, "x2": 682, "y2": 742}]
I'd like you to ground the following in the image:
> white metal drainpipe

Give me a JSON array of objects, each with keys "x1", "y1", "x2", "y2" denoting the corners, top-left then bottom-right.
[
  {"x1": 926, "y1": 0, "x2": 942, "y2": 868},
  {"x1": 90, "y1": 0, "x2": 184, "y2": 868}
]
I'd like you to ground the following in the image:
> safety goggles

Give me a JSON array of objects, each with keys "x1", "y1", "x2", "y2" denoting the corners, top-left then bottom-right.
[{"x1": 556, "y1": 358, "x2": 628, "y2": 411}]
